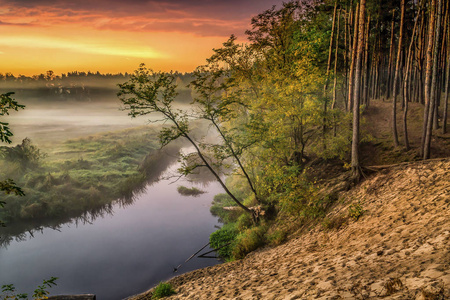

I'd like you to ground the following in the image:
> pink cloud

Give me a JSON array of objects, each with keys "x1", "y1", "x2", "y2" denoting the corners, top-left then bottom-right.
[{"x1": 1, "y1": 0, "x2": 286, "y2": 36}]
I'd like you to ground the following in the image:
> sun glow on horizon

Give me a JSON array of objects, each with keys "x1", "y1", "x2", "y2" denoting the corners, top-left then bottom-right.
[
  {"x1": 0, "y1": 0, "x2": 284, "y2": 76},
  {"x1": 0, "y1": 24, "x2": 230, "y2": 75},
  {"x1": 0, "y1": 36, "x2": 167, "y2": 59}
]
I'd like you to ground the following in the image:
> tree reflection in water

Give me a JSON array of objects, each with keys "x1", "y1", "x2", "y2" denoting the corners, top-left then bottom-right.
[{"x1": 0, "y1": 143, "x2": 192, "y2": 248}]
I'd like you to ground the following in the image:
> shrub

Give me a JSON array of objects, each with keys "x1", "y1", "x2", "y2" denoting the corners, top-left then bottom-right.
[
  {"x1": 209, "y1": 224, "x2": 238, "y2": 260},
  {"x1": 348, "y1": 200, "x2": 365, "y2": 220},
  {"x1": 266, "y1": 229, "x2": 287, "y2": 246},
  {"x1": 1, "y1": 277, "x2": 57, "y2": 300},
  {"x1": 0, "y1": 138, "x2": 45, "y2": 171},
  {"x1": 232, "y1": 226, "x2": 267, "y2": 259},
  {"x1": 236, "y1": 213, "x2": 253, "y2": 231},
  {"x1": 152, "y1": 282, "x2": 176, "y2": 299}
]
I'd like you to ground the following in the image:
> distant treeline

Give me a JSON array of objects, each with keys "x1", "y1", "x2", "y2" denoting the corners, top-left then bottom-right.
[{"x1": 0, "y1": 71, "x2": 195, "y2": 102}]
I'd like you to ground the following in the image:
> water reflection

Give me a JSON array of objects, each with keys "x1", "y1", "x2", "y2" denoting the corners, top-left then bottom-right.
[
  {"x1": 0, "y1": 143, "x2": 187, "y2": 248},
  {"x1": 0, "y1": 146, "x2": 222, "y2": 299}
]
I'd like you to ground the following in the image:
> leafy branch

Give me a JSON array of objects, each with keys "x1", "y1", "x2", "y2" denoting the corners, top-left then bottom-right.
[{"x1": 118, "y1": 64, "x2": 255, "y2": 218}]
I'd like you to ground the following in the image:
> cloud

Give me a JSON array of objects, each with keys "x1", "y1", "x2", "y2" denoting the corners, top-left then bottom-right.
[
  {"x1": 0, "y1": 20, "x2": 32, "y2": 26},
  {"x1": 0, "y1": 35, "x2": 167, "y2": 59},
  {"x1": 1, "y1": 0, "x2": 285, "y2": 36}
]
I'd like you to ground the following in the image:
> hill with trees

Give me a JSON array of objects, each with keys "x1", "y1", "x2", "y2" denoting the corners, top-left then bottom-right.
[
  {"x1": 121, "y1": 0, "x2": 449, "y2": 298},
  {"x1": 117, "y1": 0, "x2": 449, "y2": 259},
  {"x1": 1, "y1": 0, "x2": 449, "y2": 297}
]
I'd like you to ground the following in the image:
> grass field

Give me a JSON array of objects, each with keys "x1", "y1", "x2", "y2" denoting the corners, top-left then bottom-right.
[
  {"x1": 0, "y1": 125, "x2": 172, "y2": 223},
  {"x1": 1, "y1": 96, "x2": 193, "y2": 220}
]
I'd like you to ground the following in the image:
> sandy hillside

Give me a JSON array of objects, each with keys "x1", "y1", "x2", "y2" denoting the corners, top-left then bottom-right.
[{"x1": 128, "y1": 159, "x2": 450, "y2": 300}]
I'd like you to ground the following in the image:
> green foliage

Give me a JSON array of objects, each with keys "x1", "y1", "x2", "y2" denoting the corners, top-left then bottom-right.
[
  {"x1": 236, "y1": 213, "x2": 253, "y2": 231},
  {"x1": 1, "y1": 277, "x2": 57, "y2": 300},
  {"x1": 0, "y1": 92, "x2": 26, "y2": 228},
  {"x1": 309, "y1": 111, "x2": 353, "y2": 160},
  {"x1": 348, "y1": 200, "x2": 365, "y2": 221},
  {"x1": 118, "y1": 65, "x2": 189, "y2": 146},
  {"x1": 1, "y1": 138, "x2": 45, "y2": 171},
  {"x1": 32, "y1": 277, "x2": 58, "y2": 300},
  {"x1": 209, "y1": 223, "x2": 238, "y2": 260},
  {"x1": 210, "y1": 193, "x2": 241, "y2": 224},
  {"x1": 0, "y1": 284, "x2": 27, "y2": 300},
  {"x1": 0, "y1": 92, "x2": 25, "y2": 144},
  {"x1": 119, "y1": 64, "x2": 253, "y2": 215},
  {"x1": 232, "y1": 226, "x2": 267, "y2": 259},
  {"x1": 176, "y1": 186, "x2": 205, "y2": 196},
  {"x1": 0, "y1": 127, "x2": 159, "y2": 224},
  {"x1": 266, "y1": 229, "x2": 287, "y2": 246},
  {"x1": 151, "y1": 282, "x2": 176, "y2": 299},
  {"x1": 256, "y1": 164, "x2": 320, "y2": 217},
  {"x1": 189, "y1": 38, "x2": 262, "y2": 206},
  {"x1": 0, "y1": 179, "x2": 24, "y2": 196}
]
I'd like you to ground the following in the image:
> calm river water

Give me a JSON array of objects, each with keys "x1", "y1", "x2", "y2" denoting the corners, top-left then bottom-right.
[{"x1": 0, "y1": 152, "x2": 222, "y2": 299}]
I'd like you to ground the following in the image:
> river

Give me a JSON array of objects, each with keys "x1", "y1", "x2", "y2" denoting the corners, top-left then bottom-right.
[{"x1": 0, "y1": 151, "x2": 222, "y2": 299}]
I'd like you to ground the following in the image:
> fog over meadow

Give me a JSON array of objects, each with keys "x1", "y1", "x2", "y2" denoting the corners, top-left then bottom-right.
[{"x1": 1, "y1": 73, "x2": 195, "y2": 145}]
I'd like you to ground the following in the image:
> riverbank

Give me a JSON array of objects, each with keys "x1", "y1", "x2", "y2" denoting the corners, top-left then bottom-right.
[
  {"x1": 0, "y1": 145, "x2": 222, "y2": 299},
  {"x1": 127, "y1": 158, "x2": 450, "y2": 299},
  {"x1": 0, "y1": 126, "x2": 162, "y2": 241}
]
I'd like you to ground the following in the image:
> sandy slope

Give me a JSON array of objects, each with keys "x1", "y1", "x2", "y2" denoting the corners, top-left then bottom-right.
[{"x1": 128, "y1": 159, "x2": 450, "y2": 300}]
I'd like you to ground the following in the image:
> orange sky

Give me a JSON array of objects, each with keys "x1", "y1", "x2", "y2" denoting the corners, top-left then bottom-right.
[{"x1": 0, "y1": 0, "x2": 285, "y2": 76}]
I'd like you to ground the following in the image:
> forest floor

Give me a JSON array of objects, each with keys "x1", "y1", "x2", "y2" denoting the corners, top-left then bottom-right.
[
  {"x1": 360, "y1": 99, "x2": 450, "y2": 165},
  {"x1": 127, "y1": 100, "x2": 450, "y2": 299}
]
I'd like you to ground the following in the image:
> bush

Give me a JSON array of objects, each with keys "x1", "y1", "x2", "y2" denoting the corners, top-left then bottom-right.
[
  {"x1": 0, "y1": 138, "x2": 45, "y2": 171},
  {"x1": 1, "y1": 277, "x2": 57, "y2": 300},
  {"x1": 232, "y1": 226, "x2": 267, "y2": 259},
  {"x1": 348, "y1": 200, "x2": 365, "y2": 220},
  {"x1": 209, "y1": 224, "x2": 238, "y2": 260},
  {"x1": 266, "y1": 229, "x2": 287, "y2": 246},
  {"x1": 152, "y1": 282, "x2": 176, "y2": 299},
  {"x1": 236, "y1": 213, "x2": 253, "y2": 231}
]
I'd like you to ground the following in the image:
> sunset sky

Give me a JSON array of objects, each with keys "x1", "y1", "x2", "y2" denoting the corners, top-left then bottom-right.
[{"x1": 0, "y1": 0, "x2": 285, "y2": 76}]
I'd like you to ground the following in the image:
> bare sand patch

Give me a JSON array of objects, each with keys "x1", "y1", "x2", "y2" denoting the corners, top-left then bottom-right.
[{"x1": 128, "y1": 159, "x2": 450, "y2": 300}]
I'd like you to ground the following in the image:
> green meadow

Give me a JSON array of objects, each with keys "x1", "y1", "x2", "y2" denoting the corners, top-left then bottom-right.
[{"x1": 0, "y1": 125, "x2": 179, "y2": 225}]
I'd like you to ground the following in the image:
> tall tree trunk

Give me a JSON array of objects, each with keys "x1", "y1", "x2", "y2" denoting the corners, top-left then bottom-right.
[
  {"x1": 374, "y1": 56, "x2": 380, "y2": 99},
  {"x1": 423, "y1": 0, "x2": 441, "y2": 159},
  {"x1": 392, "y1": 0, "x2": 405, "y2": 148},
  {"x1": 371, "y1": 6, "x2": 381, "y2": 100},
  {"x1": 352, "y1": 0, "x2": 366, "y2": 180},
  {"x1": 433, "y1": 75, "x2": 440, "y2": 130},
  {"x1": 323, "y1": 0, "x2": 338, "y2": 149},
  {"x1": 386, "y1": 10, "x2": 396, "y2": 100},
  {"x1": 443, "y1": 3, "x2": 450, "y2": 134},
  {"x1": 332, "y1": 8, "x2": 341, "y2": 110},
  {"x1": 348, "y1": 2, "x2": 360, "y2": 111},
  {"x1": 418, "y1": 6, "x2": 426, "y2": 105},
  {"x1": 332, "y1": 8, "x2": 341, "y2": 137},
  {"x1": 325, "y1": 0, "x2": 338, "y2": 92},
  {"x1": 344, "y1": 6, "x2": 350, "y2": 110},
  {"x1": 421, "y1": 0, "x2": 436, "y2": 157},
  {"x1": 403, "y1": 0, "x2": 424, "y2": 150},
  {"x1": 362, "y1": 15, "x2": 370, "y2": 106}
]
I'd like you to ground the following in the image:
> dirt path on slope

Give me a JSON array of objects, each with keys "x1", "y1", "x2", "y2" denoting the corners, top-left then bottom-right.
[{"x1": 128, "y1": 159, "x2": 449, "y2": 300}]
